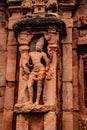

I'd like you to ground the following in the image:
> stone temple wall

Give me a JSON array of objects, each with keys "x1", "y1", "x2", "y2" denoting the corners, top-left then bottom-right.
[{"x1": 0, "y1": 0, "x2": 87, "y2": 130}]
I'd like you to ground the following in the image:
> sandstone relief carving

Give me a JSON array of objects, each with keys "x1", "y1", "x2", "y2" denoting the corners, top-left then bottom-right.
[
  {"x1": 21, "y1": 0, "x2": 58, "y2": 13},
  {"x1": 23, "y1": 36, "x2": 52, "y2": 105},
  {"x1": 15, "y1": 36, "x2": 53, "y2": 111},
  {"x1": 79, "y1": 30, "x2": 87, "y2": 37},
  {"x1": 79, "y1": 117, "x2": 87, "y2": 130},
  {"x1": 74, "y1": 15, "x2": 87, "y2": 28}
]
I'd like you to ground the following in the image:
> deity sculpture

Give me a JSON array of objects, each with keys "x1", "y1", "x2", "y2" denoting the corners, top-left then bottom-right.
[{"x1": 21, "y1": 36, "x2": 52, "y2": 105}]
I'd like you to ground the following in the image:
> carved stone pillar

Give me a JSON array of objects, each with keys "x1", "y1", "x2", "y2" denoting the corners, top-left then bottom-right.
[
  {"x1": 2, "y1": 12, "x2": 19, "y2": 130},
  {"x1": 2, "y1": 30, "x2": 17, "y2": 130},
  {"x1": 61, "y1": 18, "x2": 74, "y2": 130},
  {"x1": 17, "y1": 31, "x2": 33, "y2": 103},
  {"x1": 44, "y1": 31, "x2": 59, "y2": 106}
]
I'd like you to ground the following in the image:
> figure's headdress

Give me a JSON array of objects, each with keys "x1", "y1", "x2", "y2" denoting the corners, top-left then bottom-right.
[{"x1": 36, "y1": 36, "x2": 44, "y2": 50}]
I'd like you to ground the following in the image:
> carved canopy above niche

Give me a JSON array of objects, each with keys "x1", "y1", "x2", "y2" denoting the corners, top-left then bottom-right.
[{"x1": 13, "y1": 14, "x2": 66, "y2": 38}]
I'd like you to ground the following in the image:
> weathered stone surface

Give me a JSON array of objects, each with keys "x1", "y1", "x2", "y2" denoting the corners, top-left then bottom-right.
[
  {"x1": 73, "y1": 113, "x2": 79, "y2": 130},
  {"x1": 6, "y1": 45, "x2": 17, "y2": 81},
  {"x1": 72, "y1": 50, "x2": 78, "y2": 66},
  {"x1": 0, "y1": 52, "x2": 7, "y2": 86},
  {"x1": 30, "y1": 114, "x2": 43, "y2": 130},
  {"x1": 72, "y1": 28, "x2": 79, "y2": 49},
  {"x1": 62, "y1": 12, "x2": 72, "y2": 19},
  {"x1": 73, "y1": 66, "x2": 78, "y2": 110},
  {"x1": 63, "y1": 112, "x2": 73, "y2": 130},
  {"x1": 79, "y1": 116, "x2": 87, "y2": 130},
  {"x1": 14, "y1": 103, "x2": 56, "y2": 113},
  {"x1": 16, "y1": 122, "x2": 28, "y2": 130},
  {"x1": 62, "y1": 19, "x2": 73, "y2": 28},
  {"x1": 0, "y1": 87, "x2": 5, "y2": 111},
  {"x1": 0, "y1": 68, "x2": 6, "y2": 86},
  {"x1": 16, "y1": 115, "x2": 29, "y2": 130},
  {"x1": 2, "y1": 111, "x2": 13, "y2": 130},
  {"x1": 63, "y1": 82, "x2": 73, "y2": 110},
  {"x1": 8, "y1": 13, "x2": 22, "y2": 29},
  {"x1": 1, "y1": 0, "x2": 87, "y2": 130},
  {"x1": 0, "y1": 30, "x2": 7, "y2": 51},
  {"x1": 44, "y1": 52, "x2": 57, "y2": 105},
  {"x1": 44, "y1": 112, "x2": 57, "y2": 130},
  {"x1": 13, "y1": 14, "x2": 66, "y2": 37},
  {"x1": 62, "y1": 43, "x2": 72, "y2": 82},
  {"x1": 72, "y1": 66, "x2": 78, "y2": 86},
  {"x1": 17, "y1": 78, "x2": 28, "y2": 103},
  {"x1": 4, "y1": 86, "x2": 15, "y2": 110},
  {"x1": 78, "y1": 36, "x2": 87, "y2": 45},
  {"x1": 0, "y1": 112, "x2": 3, "y2": 130},
  {"x1": 62, "y1": 28, "x2": 72, "y2": 44},
  {"x1": 8, "y1": 31, "x2": 17, "y2": 46}
]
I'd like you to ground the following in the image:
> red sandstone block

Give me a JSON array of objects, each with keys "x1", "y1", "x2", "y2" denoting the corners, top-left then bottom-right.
[
  {"x1": 63, "y1": 82, "x2": 73, "y2": 110},
  {"x1": 0, "y1": 97, "x2": 4, "y2": 111},
  {"x1": 72, "y1": 66, "x2": 78, "y2": 87},
  {"x1": 2, "y1": 111, "x2": 13, "y2": 130},
  {"x1": 0, "y1": 112, "x2": 3, "y2": 130},
  {"x1": 16, "y1": 122, "x2": 28, "y2": 130},
  {"x1": 0, "y1": 67, "x2": 6, "y2": 86},
  {"x1": 30, "y1": 114, "x2": 43, "y2": 130},
  {"x1": 44, "y1": 52, "x2": 57, "y2": 105},
  {"x1": 62, "y1": 28, "x2": 72, "y2": 44},
  {"x1": 16, "y1": 115, "x2": 28, "y2": 130},
  {"x1": 6, "y1": 46, "x2": 17, "y2": 81},
  {"x1": 0, "y1": 52, "x2": 7, "y2": 86},
  {"x1": 63, "y1": 112, "x2": 73, "y2": 130},
  {"x1": 0, "y1": 52, "x2": 7, "y2": 67},
  {"x1": 4, "y1": 86, "x2": 15, "y2": 110},
  {"x1": 8, "y1": 31, "x2": 17, "y2": 46},
  {"x1": 44, "y1": 112, "x2": 57, "y2": 130},
  {"x1": 0, "y1": 87, "x2": 5, "y2": 111},
  {"x1": 0, "y1": 31, "x2": 7, "y2": 51},
  {"x1": 7, "y1": 45, "x2": 17, "y2": 59},
  {"x1": 62, "y1": 44, "x2": 72, "y2": 82}
]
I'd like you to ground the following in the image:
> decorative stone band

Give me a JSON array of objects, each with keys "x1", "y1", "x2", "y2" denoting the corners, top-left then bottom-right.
[{"x1": 13, "y1": 14, "x2": 66, "y2": 38}]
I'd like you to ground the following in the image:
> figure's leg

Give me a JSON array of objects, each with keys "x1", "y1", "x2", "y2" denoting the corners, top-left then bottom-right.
[
  {"x1": 35, "y1": 80, "x2": 42, "y2": 105},
  {"x1": 28, "y1": 78, "x2": 34, "y2": 104}
]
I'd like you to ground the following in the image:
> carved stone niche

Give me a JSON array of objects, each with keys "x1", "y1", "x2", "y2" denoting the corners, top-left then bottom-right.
[{"x1": 13, "y1": 14, "x2": 66, "y2": 113}]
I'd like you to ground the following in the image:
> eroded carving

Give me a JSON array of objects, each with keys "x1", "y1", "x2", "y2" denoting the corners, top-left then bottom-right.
[
  {"x1": 79, "y1": 30, "x2": 87, "y2": 37},
  {"x1": 74, "y1": 15, "x2": 87, "y2": 28},
  {"x1": 27, "y1": 36, "x2": 51, "y2": 105},
  {"x1": 79, "y1": 117, "x2": 87, "y2": 130},
  {"x1": 15, "y1": 36, "x2": 53, "y2": 109},
  {"x1": 21, "y1": 0, "x2": 58, "y2": 13},
  {"x1": 18, "y1": 31, "x2": 33, "y2": 45}
]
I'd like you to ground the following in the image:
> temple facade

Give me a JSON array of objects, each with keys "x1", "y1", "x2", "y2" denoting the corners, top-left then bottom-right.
[{"x1": 0, "y1": 0, "x2": 87, "y2": 130}]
